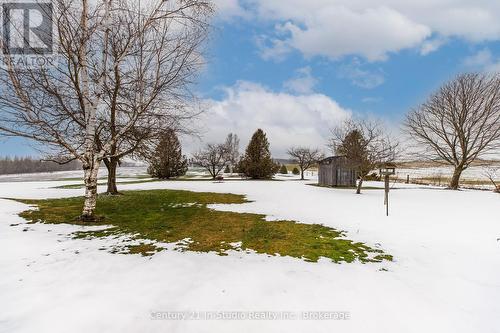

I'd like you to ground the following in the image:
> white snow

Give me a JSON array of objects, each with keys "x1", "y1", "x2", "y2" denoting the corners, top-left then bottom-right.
[{"x1": 0, "y1": 171, "x2": 499, "y2": 333}]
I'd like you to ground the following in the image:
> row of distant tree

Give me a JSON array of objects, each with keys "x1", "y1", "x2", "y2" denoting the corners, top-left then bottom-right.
[
  {"x1": 147, "y1": 127, "x2": 312, "y2": 181},
  {"x1": 0, "y1": 157, "x2": 81, "y2": 175},
  {"x1": 147, "y1": 129, "x2": 281, "y2": 180}
]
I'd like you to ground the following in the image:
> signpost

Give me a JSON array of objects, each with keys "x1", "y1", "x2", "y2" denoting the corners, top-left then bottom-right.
[{"x1": 379, "y1": 164, "x2": 396, "y2": 216}]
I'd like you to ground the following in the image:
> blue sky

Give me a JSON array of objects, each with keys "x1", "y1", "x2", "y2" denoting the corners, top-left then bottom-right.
[{"x1": 2, "y1": 0, "x2": 500, "y2": 157}]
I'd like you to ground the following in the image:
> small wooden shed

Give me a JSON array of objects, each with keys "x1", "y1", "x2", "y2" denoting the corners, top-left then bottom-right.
[{"x1": 318, "y1": 156, "x2": 357, "y2": 187}]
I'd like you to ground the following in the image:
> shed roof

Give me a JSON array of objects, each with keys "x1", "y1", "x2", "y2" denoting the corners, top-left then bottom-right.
[
  {"x1": 318, "y1": 155, "x2": 347, "y2": 164},
  {"x1": 379, "y1": 162, "x2": 397, "y2": 168}
]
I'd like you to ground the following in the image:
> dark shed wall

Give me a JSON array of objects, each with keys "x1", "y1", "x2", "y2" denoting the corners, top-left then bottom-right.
[
  {"x1": 318, "y1": 163, "x2": 335, "y2": 186},
  {"x1": 318, "y1": 156, "x2": 356, "y2": 187}
]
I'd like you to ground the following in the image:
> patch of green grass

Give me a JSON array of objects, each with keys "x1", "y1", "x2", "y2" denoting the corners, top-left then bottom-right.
[
  {"x1": 54, "y1": 177, "x2": 284, "y2": 189},
  {"x1": 309, "y1": 184, "x2": 382, "y2": 190},
  {"x1": 127, "y1": 243, "x2": 160, "y2": 256},
  {"x1": 56, "y1": 177, "x2": 88, "y2": 182},
  {"x1": 131, "y1": 174, "x2": 154, "y2": 179},
  {"x1": 53, "y1": 178, "x2": 160, "y2": 189},
  {"x1": 16, "y1": 189, "x2": 392, "y2": 263}
]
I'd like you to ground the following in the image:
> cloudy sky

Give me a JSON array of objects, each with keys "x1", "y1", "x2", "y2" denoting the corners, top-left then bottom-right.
[{"x1": 2, "y1": 0, "x2": 500, "y2": 157}]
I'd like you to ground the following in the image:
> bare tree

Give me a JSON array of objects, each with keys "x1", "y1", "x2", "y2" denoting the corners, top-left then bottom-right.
[
  {"x1": 287, "y1": 147, "x2": 323, "y2": 180},
  {"x1": 482, "y1": 165, "x2": 500, "y2": 193},
  {"x1": 192, "y1": 143, "x2": 229, "y2": 179},
  {"x1": 405, "y1": 73, "x2": 500, "y2": 190},
  {"x1": 329, "y1": 119, "x2": 398, "y2": 194},
  {"x1": 224, "y1": 133, "x2": 239, "y2": 174},
  {"x1": 0, "y1": 0, "x2": 213, "y2": 220},
  {"x1": 96, "y1": 0, "x2": 208, "y2": 194}
]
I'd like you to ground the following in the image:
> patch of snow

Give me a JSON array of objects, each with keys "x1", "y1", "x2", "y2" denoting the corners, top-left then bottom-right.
[
  {"x1": 229, "y1": 241, "x2": 242, "y2": 249},
  {"x1": 169, "y1": 203, "x2": 202, "y2": 208}
]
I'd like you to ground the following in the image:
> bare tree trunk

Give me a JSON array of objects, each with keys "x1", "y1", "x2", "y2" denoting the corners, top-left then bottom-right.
[
  {"x1": 103, "y1": 157, "x2": 119, "y2": 195},
  {"x1": 300, "y1": 168, "x2": 305, "y2": 180},
  {"x1": 356, "y1": 178, "x2": 363, "y2": 194},
  {"x1": 449, "y1": 165, "x2": 464, "y2": 190},
  {"x1": 81, "y1": 160, "x2": 100, "y2": 221},
  {"x1": 80, "y1": 0, "x2": 99, "y2": 221}
]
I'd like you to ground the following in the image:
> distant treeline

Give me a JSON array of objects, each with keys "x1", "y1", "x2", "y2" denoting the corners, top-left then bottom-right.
[{"x1": 0, "y1": 156, "x2": 81, "y2": 175}]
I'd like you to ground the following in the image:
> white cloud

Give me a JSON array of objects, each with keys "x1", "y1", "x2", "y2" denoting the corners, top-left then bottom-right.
[
  {"x1": 361, "y1": 97, "x2": 382, "y2": 104},
  {"x1": 273, "y1": 7, "x2": 430, "y2": 62},
  {"x1": 463, "y1": 49, "x2": 500, "y2": 73},
  {"x1": 463, "y1": 49, "x2": 493, "y2": 67},
  {"x1": 188, "y1": 81, "x2": 351, "y2": 157},
  {"x1": 427, "y1": 5, "x2": 500, "y2": 42},
  {"x1": 420, "y1": 37, "x2": 447, "y2": 55},
  {"x1": 283, "y1": 67, "x2": 318, "y2": 94},
  {"x1": 338, "y1": 58, "x2": 385, "y2": 89},
  {"x1": 255, "y1": 35, "x2": 291, "y2": 62},
  {"x1": 223, "y1": 0, "x2": 500, "y2": 61},
  {"x1": 211, "y1": 0, "x2": 249, "y2": 20}
]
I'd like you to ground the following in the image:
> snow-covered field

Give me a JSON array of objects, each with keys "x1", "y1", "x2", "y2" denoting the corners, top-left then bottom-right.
[
  {"x1": 0, "y1": 166, "x2": 151, "y2": 183},
  {"x1": 395, "y1": 164, "x2": 500, "y2": 189},
  {"x1": 1, "y1": 169, "x2": 500, "y2": 332}
]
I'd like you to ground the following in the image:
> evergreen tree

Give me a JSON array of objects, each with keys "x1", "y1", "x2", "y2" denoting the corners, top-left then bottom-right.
[
  {"x1": 224, "y1": 165, "x2": 231, "y2": 174},
  {"x1": 336, "y1": 129, "x2": 369, "y2": 193},
  {"x1": 239, "y1": 129, "x2": 279, "y2": 179},
  {"x1": 292, "y1": 167, "x2": 300, "y2": 175},
  {"x1": 147, "y1": 130, "x2": 188, "y2": 179},
  {"x1": 279, "y1": 164, "x2": 288, "y2": 174},
  {"x1": 331, "y1": 119, "x2": 398, "y2": 194}
]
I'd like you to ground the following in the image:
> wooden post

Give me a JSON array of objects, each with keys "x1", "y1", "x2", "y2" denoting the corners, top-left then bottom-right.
[
  {"x1": 406, "y1": 175, "x2": 409, "y2": 184},
  {"x1": 384, "y1": 174, "x2": 389, "y2": 216},
  {"x1": 380, "y1": 165, "x2": 396, "y2": 216}
]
